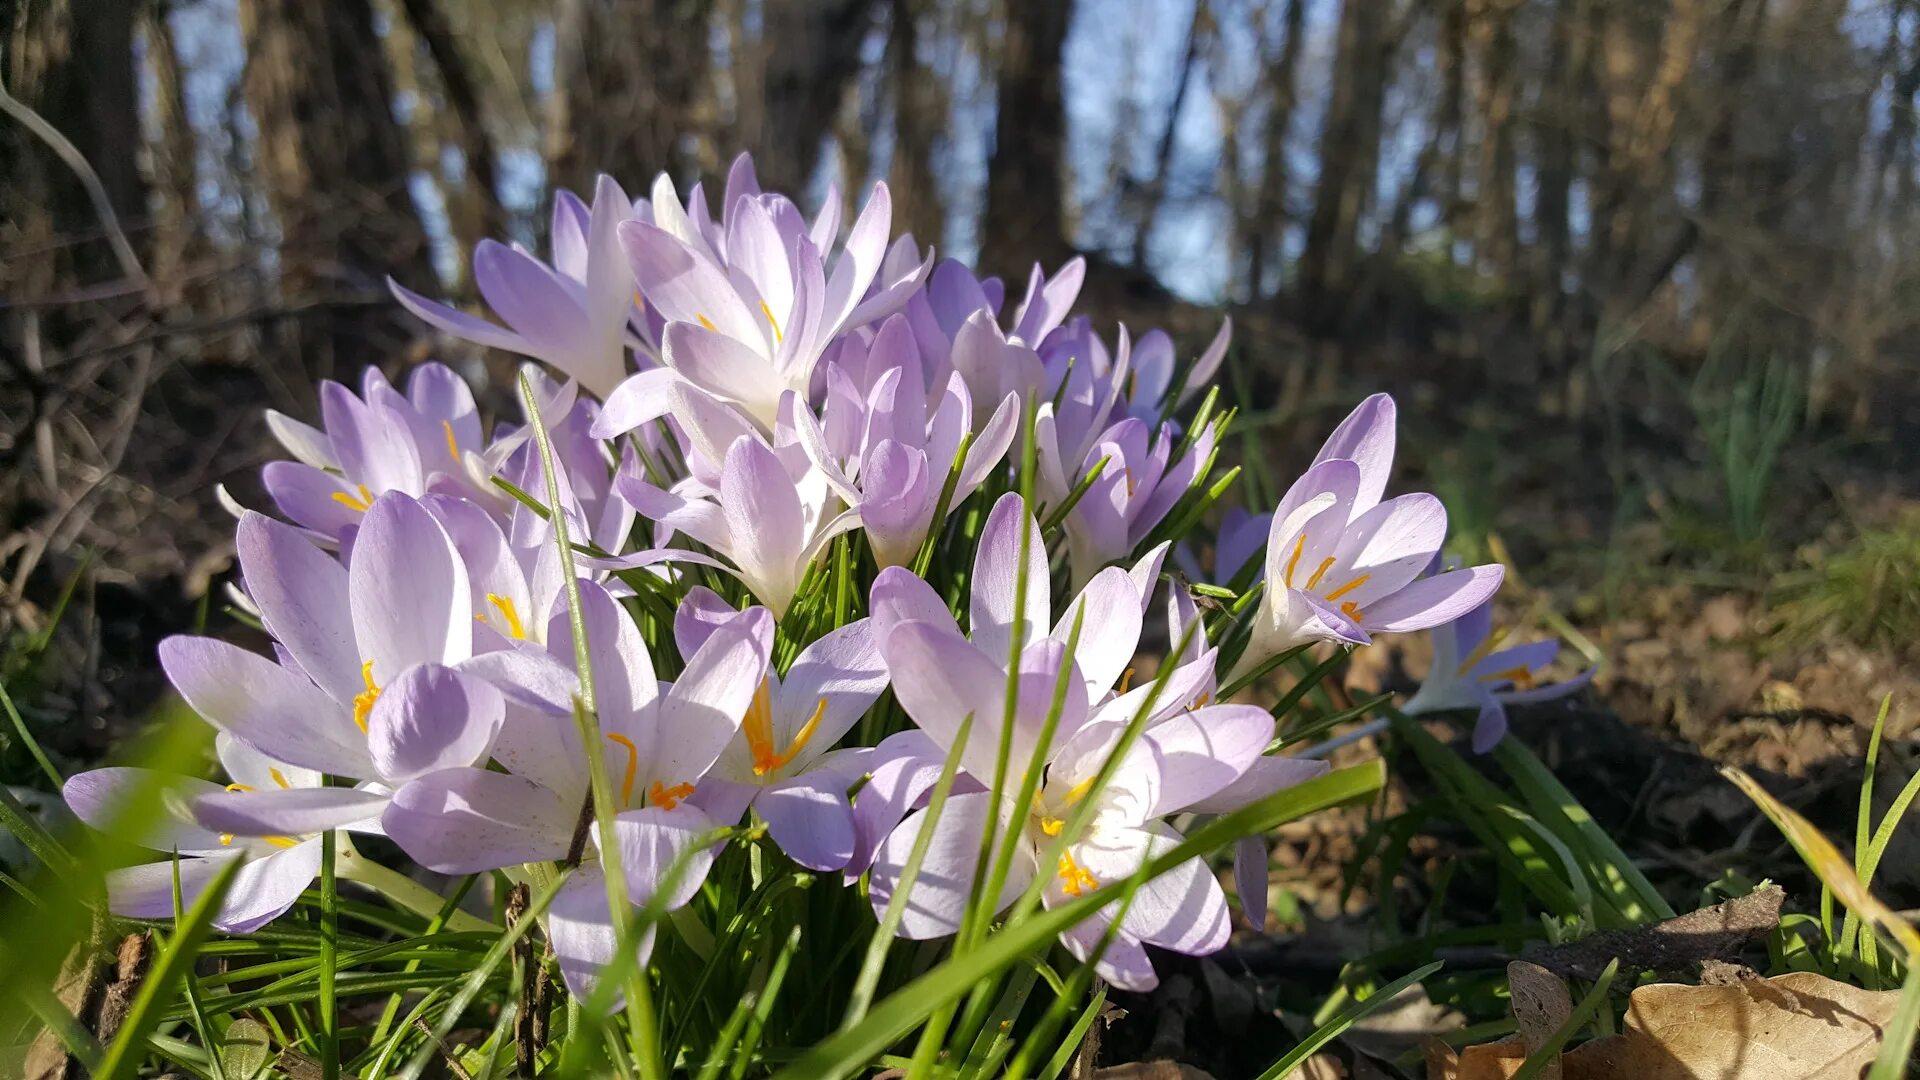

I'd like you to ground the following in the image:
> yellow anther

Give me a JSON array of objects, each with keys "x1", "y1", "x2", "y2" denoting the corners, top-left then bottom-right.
[
  {"x1": 1056, "y1": 852, "x2": 1099, "y2": 897},
  {"x1": 264, "y1": 836, "x2": 302, "y2": 849},
  {"x1": 1283, "y1": 533, "x2": 1306, "y2": 589},
  {"x1": 1323, "y1": 573, "x2": 1370, "y2": 603},
  {"x1": 442, "y1": 419, "x2": 461, "y2": 462},
  {"x1": 269, "y1": 768, "x2": 291, "y2": 789},
  {"x1": 606, "y1": 732, "x2": 640, "y2": 807},
  {"x1": 220, "y1": 833, "x2": 234, "y2": 847},
  {"x1": 1339, "y1": 600, "x2": 1365, "y2": 621},
  {"x1": 1479, "y1": 665, "x2": 1537, "y2": 691},
  {"x1": 1191, "y1": 691, "x2": 1212, "y2": 709},
  {"x1": 225, "y1": 783, "x2": 257, "y2": 793},
  {"x1": 696, "y1": 313, "x2": 717, "y2": 332},
  {"x1": 1062, "y1": 776, "x2": 1095, "y2": 806},
  {"x1": 483, "y1": 593, "x2": 526, "y2": 640},
  {"x1": 1117, "y1": 667, "x2": 1136, "y2": 694},
  {"x1": 1039, "y1": 816, "x2": 1066, "y2": 837},
  {"x1": 649, "y1": 780, "x2": 695, "y2": 810},
  {"x1": 759, "y1": 299, "x2": 785, "y2": 343},
  {"x1": 1304, "y1": 556, "x2": 1337, "y2": 591},
  {"x1": 747, "y1": 679, "x2": 827, "y2": 777},
  {"x1": 331, "y1": 484, "x2": 374, "y2": 513},
  {"x1": 352, "y1": 660, "x2": 381, "y2": 734}
]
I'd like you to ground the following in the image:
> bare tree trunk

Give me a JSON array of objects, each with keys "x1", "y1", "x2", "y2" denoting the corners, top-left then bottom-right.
[
  {"x1": 754, "y1": 0, "x2": 877, "y2": 196},
  {"x1": 143, "y1": 1, "x2": 201, "y2": 284},
  {"x1": 1531, "y1": 0, "x2": 1586, "y2": 368},
  {"x1": 398, "y1": 0, "x2": 505, "y2": 274},
  {"x1": 981, "y1": 0, "x2": 1075, "y2": 275},
  {"x1": 1246, "y1": 0, "x2": 1304, "y2": 299},
  {"x1": 1298, "y1": 0, "x2": 1394, "y2": 333},
  {"x1": 887, "y1": 0, "x2": 946, "y2": 246},
  {"x1": 1131, "y1": 0, "x2": 1209, "y2": 269},
  {"x1": 546, "y1": 0, "x2": 714, "y2": 196},
  {"x1": 1469, "y1": 0, "x2": 1520, "y2": 277},
  {"x1": 240, "y1": 0, "x2": 433, "y2": 386}
]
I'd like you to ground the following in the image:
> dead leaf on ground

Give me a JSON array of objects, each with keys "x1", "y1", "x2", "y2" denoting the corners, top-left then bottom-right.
[
  {"x1": 1341, "y1": 982, "x2": 1467, "y2": 1062},
  {"x1": 1508, "y1": 962, "x2": 1572, "y2": 1080},
  {"x1": 1091, "y1": 1062, "x2": 1215, "y2": 1079},
  {"x1": 1441, "y1": 969, "x2": 1903, "y2": 1079},
  {"x1": 1297, "y1": 1053, "x2": 1348, "y2": 1079}
]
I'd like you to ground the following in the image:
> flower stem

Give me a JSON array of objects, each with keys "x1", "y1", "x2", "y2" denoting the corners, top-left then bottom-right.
[{"x1": 336, "y1": 841, "x2": 494, "y2": 934}]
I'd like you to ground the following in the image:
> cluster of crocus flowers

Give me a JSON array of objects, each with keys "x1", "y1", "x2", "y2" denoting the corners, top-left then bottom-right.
[{"x1": 65, "y1": 152, "x2": 1589, "y2": 999}]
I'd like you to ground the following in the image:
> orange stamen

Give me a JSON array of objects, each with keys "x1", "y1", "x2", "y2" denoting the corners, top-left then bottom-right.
[
  {"x1": 352, "y1": 660, "x2": 380, "y2": 733},
  {"x1": 1283, "y1": 533, "x2": 1306, "y2": 588},
  {"x1": 649, "y1": 781, "x2": 695, "y2": 810},
  {"x1": 606, "y1": 732, "x2": 640, "y2": 807},
  {"x1": 331, "y1": 484, "x2": 374, "y2": 513}
]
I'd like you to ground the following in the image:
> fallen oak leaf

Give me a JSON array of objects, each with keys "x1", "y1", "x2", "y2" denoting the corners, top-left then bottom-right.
[
  {"x1": 1507, "y1": 962, "x2": 1571, "y2": 1080},
  {"x1": 1563, "y1": 970, "x2": 1902, "y2": 1079}
]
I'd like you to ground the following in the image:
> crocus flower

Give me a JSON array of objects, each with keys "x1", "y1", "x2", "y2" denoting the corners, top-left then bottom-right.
[
  {"x1": 63, "y1": 735, "x2": 337, "y2": 932},
  {"x1": 1235, "y1": 395, "x2": 1504, "y2": 676},
  {"x1": 616, "y1": 432, "x2": 860, "y2": 617},
  {"x1": 869, "y1": 629, "x2": 1277, "y2": 990},
  {"x1": 163, "y1": 497, "x2": 503, "y2": 840},
  {"x1": 794, "y1": 316, "x2": 1019, "y2": 567},
  {"x1": 1118, "y1": 321, "x2": 1232, "y2": 425},
  {"x1": 869, "y1": 493, "x2": 1145, "y2": 702},
  {"x1": 616, "y1": 163, "x2": 927, "y2": 426},
  {"x1": 1402, "y1": 596, "x2": 1597, "y2": 753},
  {"x1": 392, "y1": 176, "x2": 642, "y2": 398},
  {"x1": 382, "y1": 582, "x2": 772, "y2": 997},
  {"x1": 675, "y1": 588, "x2": 888, "y2": 870},
  {"x1": 1055, "y1": 416, "x2": 1214, "y2": 588}
]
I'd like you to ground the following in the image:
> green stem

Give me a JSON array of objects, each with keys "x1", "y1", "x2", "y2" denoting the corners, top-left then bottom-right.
[{"x1": 335, "y1": 842, "x2": 493, "y2": 934}]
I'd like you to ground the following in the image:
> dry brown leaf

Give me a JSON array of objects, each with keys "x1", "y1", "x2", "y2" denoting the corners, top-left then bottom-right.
[
  {"x1": 1562, "y1": 970, "x2": 1901, "y2": 1079},
  {"x1": 1344, "y1": 983, "x2": 1468, "y2": 1062},
  {"x1": 1296, "y1": 1053, "x2": 1349, "y2": 1079},
  {"x1": 1508, "y1": 961, "x2": 1572, "y2": 1080},
  {"x1": 1090, "y1": 1062, "x2": 1215, "y2": 1080}
]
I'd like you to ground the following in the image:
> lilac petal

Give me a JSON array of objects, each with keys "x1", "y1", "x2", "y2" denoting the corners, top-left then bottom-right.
[
  {"x1": 1292, "y1": 591, "x2": 1374, "y2": 647},
  {"x1": 1185, "y1": 755, "x2": 1332, "y2": 815},
  {"x1": 264, "y1": 410, "x2": 336, "y2": 469},
  {"x1": 823, "y1": 182, "x2": 892, "y2": 329},
  {"x1": 778, "y1": 618, "x2": 888, "y2": 753},
  {"x1": 261, "y1": 461, "x2": 366, "y2": 539},
  {"x1": 160, "y1": 636, "x2": 375, "y2": 777},
  {"x1": 1471, "y1": 699, "x2": 1510, "y2": 754},
  {"x1": 619, "y1": 220, "x2": 762, "y2": 346},
  {"x1": 321, "y1": 382, "x2": 423, "y2": 496},
  {"x1": 1052, "y1": 567, "x2": 1144, "y2": 697},
  {"x1": 237, "y1": 512, "x2": 359, "y2": 702},
  {"x1": 956, "y1": 392, "x2": 1020, "y2": 494},
  {"x1": 760, "y1": 775, "x2": 855, "y2": 871},
  {"x1": 1058, "y1": 915, "x2": 1159, "y2": 992},
  {"x1": 847, "y1": 730, "x2": 949, "y2": 878},
  {"x1": 1142, "y1": 704, "x2": 1273, "y2": 816},
  {"x1": 407, "y1": 364, "x2": 483, "y2": 457},
  {"x1": 689, "y1": 776, "x2": 757, "y2": 828},
  {"x1": 615, "y1": 476, "x2": 732, "y2": 552},
  {"x1": 970, "y1": 493, "x2": 1048, "y2": 663},
  {"x1": 868, "y1": 565, "x2": 958, "y2": 641},
  {"x1": 1180, "y1": 317, "x2": 1232, "y2": 405},
  {"x1": 389, "y1": 278, "x2": 531, "y2": 355},
  {"x1": 860, "y1": 440, "x2": 932, "y2": 567},
  {"x1": 189, "y1": 786, "x2": 387, "y2": 837},
  {"x1": 1128, "y1": 542, "x2": 1171, "y2": 614},
  {"x1": 1234, "y1": 835, "x2": 1269, "y2": 929},
  {"x1": 64, "y1": 768, "x2": 229, "y2": 854},
  {"x1": 614, "y1": 805, "x2": 718, "y2": 910},
  {"x1": 719, "y1": 436, "x2": 806, "y2": 607},
  {"x1": 1499, "y1": 663, "x2": 1598, "y2": 706},
  {"x1": 1216, "y1": 507, "x2": 1271, "y2": 584},
  {"x1": 349, "y1": 493, "x2": 472, "y2": 675},
  {"x1": 879, "y1": 621, "x2": 1002, "y2": 775},
  {"x1": 365, "y1": 664, "x2": 506, "y2": 783},
  {"x1": 650, "y1": 607, "x2": 773, "y2": 786},
  {"x1": 1310, "y1": 393, "x2": 1396, "y2": 514},
  {"x1": 672, "y1": 585, "x2": 739, "y2": 660},
  {"x1": 1361, "y1": 564, "x2": 1505, "y2": 634},
  {"x1": 551, "y1": 186, "x2": 591, "y2": 278},
  {"x1": 663, "y1": 321, "x2": 781, "y2": 420},
  {"x1": 108, "y1": 842, "x2": 322, "y2": 933},
  {"x1": 546, "y1": 581, "x2": 658, "y2": 721},
  {"x1": 1332, "y1": 493, "x2": 1450, "y2": 606},
  {"x1": 473, "y1": 239, "x2": 592, "y2": 361},
  {"x1": 1124, "y1": 824, "x2": 1230, "y2": 955},
  {"x1": 869, "y1": 791, "x2": 1029, "y2": 939},
  {"x1": 547, "y1": 865, "x2": 655, "y2": 1005},
  {"x1": 382, "y1": 768, "x2": 574, "y2": 873}
]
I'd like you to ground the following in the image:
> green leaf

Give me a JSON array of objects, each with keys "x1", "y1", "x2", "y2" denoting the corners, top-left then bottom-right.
[
  {"x1": 93, "y1": 854, "x2": 242, "y2": 1080},
  {"x1": 219, "y1": 1019, "x2": 272, "y2": 1080}
]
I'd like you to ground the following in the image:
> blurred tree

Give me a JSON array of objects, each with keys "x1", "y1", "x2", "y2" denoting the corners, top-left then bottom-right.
[
  {"x1": 981, "y1": 0, "x2": 1074, "y2": 276},
  {"x1": 240, "y1": 0, "x2": 432, "y2": 386}
]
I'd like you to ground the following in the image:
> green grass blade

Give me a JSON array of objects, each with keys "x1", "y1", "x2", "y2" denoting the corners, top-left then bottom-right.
[
  {"x1": 1255, "y1": 961, "x2": 1444, "y2": 1079},
  {"x1": 1868, "y1": 961, "x2": 1920, "y2": 1080},
  {"x1": 1510, "y1": 958, "x2": 1618, "y2": 1080}
]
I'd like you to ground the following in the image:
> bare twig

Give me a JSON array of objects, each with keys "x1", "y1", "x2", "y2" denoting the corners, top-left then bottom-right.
[{"x1": 0, "y1": 75, "x2": 152, "y2": 298}]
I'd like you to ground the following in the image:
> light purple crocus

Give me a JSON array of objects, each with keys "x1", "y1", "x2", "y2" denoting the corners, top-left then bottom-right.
[
  {"x1": 1235, "y1": 395, "x2": 1505, "y2": 677},
  {"x1": 794, "y1": 316, "x2": 1019, "y2": 567},
  {"x1": 382, "y1": 582, "x2": 772, "y2": 997},
  {"x1": 614, "y1": 159, "x2": 928, "y2": 426},
  {"x1": 674, "y1": 588, "x2": 888, "y2": 870},
  {"x1": 63, "y1": 735, "x2": 338, "y2": 932},
  {"x1": 1402, "y1": 597, "x2": 1597, "y2": 753},
  {"x1": 392, "y1": 176, "x2": 642, "y2": 398},
  {"x1": 164, "y1": 498, "x2": 505, "y2": 843},
  {"x1": 1054, "y1": 415, "x2": 1215, "y2": 588},
  {"x1": 869, "y1": 626, "x2": 1277, "y2": 990},
  {"x1": 1118, "y1": 321, "x2": 1233, "y2": 425},
  {"x1": 616, "y1": 431, "x2": 860, "y2": 617}
]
